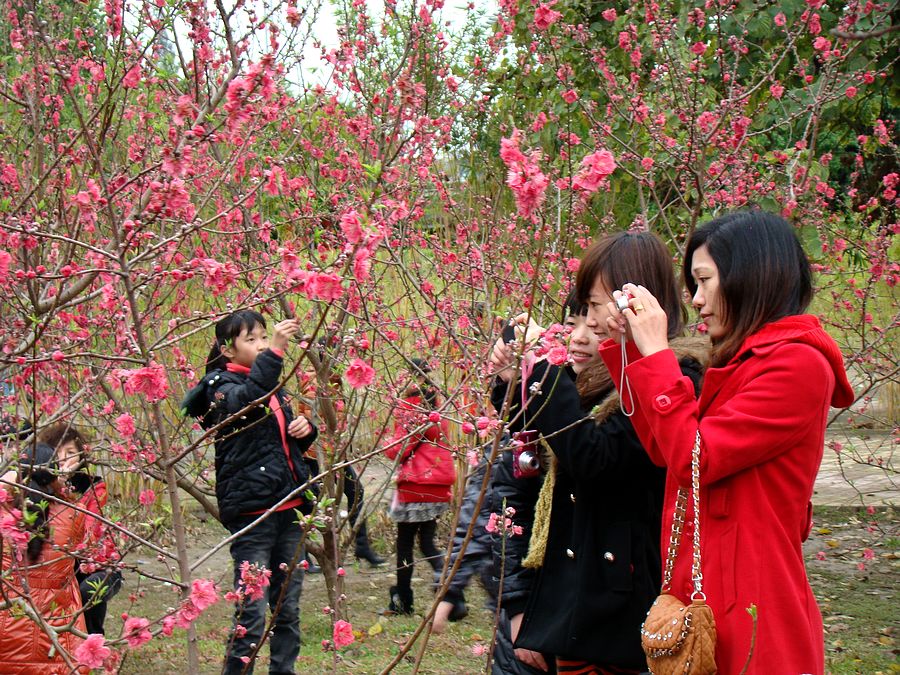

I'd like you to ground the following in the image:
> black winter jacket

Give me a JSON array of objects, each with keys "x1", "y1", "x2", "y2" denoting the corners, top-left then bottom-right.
[
  {"x1": 492, "y1": 357, "x2": 702, "y2": 668},
  {"x1": 483, "y1": 441, "x2": 545, "y2": 618},
  {"x1": 436, "y1": 441, "x2": 497, "y2": 606},
  {"x1": 186, "y1": 349, "x2": 318, "y2": 526}
]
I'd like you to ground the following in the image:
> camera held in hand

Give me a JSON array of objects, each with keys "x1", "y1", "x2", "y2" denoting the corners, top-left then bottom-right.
[
  {"x1": 512, "y1": 429, "x2": 541, "y2": 479},
  {"x1": 615, "y1": 289, "x2": 634, "y2": 312}
]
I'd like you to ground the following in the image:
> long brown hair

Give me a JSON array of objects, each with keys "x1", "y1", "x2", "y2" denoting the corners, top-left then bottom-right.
[
  {"x1": 575, "y1": 231, "x2": 685, "y2": 339},
  {"x1": 685, "y1": 210, "x2": 813, "y2": 367}
]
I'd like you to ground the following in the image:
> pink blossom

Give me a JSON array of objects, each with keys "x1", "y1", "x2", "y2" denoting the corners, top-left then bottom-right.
[
  {"x1": 122, "y1": 616, "x2": 152, "y2": 648},
  {"x1": 340, "y1": 210, "x2": 365, "y2": 245},
  {"x1": 238, "y1": 561, "x2": 271, "y2": 602},
  {"x1": 307, "y1": 272, "x2": 345, "y2": 301},
  {"x1": 75, "y1": 634, "x2": 110, "y2": 669},
  {"x1": 601, "y1": 8, "x2": 616, "y2": 21},
  {"x1": 336, "y1": 567, "x2": 346, "y2": 577},
  {"x1": 119, "y1": 363, "x2": 169, "y2": 402},
  {"x1": 774, "y1": 12, "x2": 786, "y2": 26},
  {"x1": 345, "y1": 358, "x2": 375, "y2": 389},
  {"x1": 0, "y1": 487, "x2": 8, "y2": 503},
  {"x1": 138, "y1": 489, "x2": 156, "y2": 507},
  {"x1": 472, "y1": 644, "x2": 487, "y2": 657},
  {"x1": 845, "y1": 86, "x2": 857, "y2": 98},
  {"x1": 197, "y1": 258, "x2": 239, "y2": 296},
  {"x1": 333, "y1": 620, "x2": 355, "y2": 649},
  {"x1": 0, "y1": 508, "x2": 28, "y2": 548},
  {"x1": 161, "y1": 615, "x2": 176, "y2": 636},
  {"x1": 175, "y1": 601, "x2": 201, "y2": 629},
  {"x1": 428, "y1": 411, "x2": 441, "y2": 423},
  {"x1": 0, "y1": 250, "x2": 12, "y2": 283},
  {"x1": 531, "y1": 112, "x2": 548, "y2": 132},
  {"x1": 690, "y1": 41, "x2": 707, "y2": 55},
  {"x1": 116, "y1": 413, "x2": 136, "y2": 438},
  {"x1": 813, "y1": 36, "x2": 830, "y2": 52},
  {"x1": 122, "y1": 65, "x2": 141, "y2": 89},
  {"x1": 546, "y1": 345, "x2": 569, "y2": 365},
  {"x1": 561, "y1": 89, "x2": 578, "y2": 104},
  {"x1": 499, "y1": 131, "x2": 526, "y2": 165},
  {"x1": 572, "y1": 150, "x2": 617, "y2": 193},
  {"x1": 770, "y1": 84, "x2": 785, "y2": 99},
  {"x1": 533, "y1": 2, "x2": 561, "y2": 30},
  {"x1": 189, "y1": 578, "x2": 218, "y2": 611},
  {"x1": 462, "y1": 421, "x2": 475, "y2": 434}
]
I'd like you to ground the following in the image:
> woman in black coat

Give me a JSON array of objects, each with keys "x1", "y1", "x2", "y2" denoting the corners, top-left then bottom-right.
[{"x1": 490, "y1": 232, "x2": 706, "y2": 672}]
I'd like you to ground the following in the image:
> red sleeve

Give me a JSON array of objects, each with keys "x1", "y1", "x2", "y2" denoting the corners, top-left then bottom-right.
[
  {"x1": 598, "y1": 339, "x2": 666, "y2": 466},
  {"x1": 624, "y1": 343, "x2": 834, "y2": 487}
]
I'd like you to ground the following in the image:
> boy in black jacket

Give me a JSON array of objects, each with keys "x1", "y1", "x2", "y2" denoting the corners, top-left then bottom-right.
[{"x1": 184, "y1": 311, "x2": 317, "y2": 675}]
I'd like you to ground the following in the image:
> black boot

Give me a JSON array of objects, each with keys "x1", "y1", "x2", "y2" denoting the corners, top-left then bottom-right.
[
  {"x1": 384, "y1": 585, "x2": 414, "y2": 615},
  {"x1": 354, "y1": 521, "x2": 386, "y2": 567},
  {"x1": 305, "y1": 552, "x2": 320, "y2": 574}
]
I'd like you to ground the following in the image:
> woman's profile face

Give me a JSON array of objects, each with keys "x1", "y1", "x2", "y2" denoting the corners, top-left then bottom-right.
[
  {"x1": 585, "y1": 276, "x2": 615, "y2": 339},
  {"x1": 565, "y1": 313, "x2": 601, "y2": 375},
  {"x1": 690, "y1": 245, "x2": 724, "y2": 339}
]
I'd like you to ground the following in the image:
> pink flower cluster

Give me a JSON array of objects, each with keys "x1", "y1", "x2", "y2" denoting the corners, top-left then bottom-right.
[
  {"x1": 75, "y1": 634, "x2": 111, "y2": 669},
  {"x1": 115, "y1": 362, "x2": 169, "y2": 402},
  {"x1": 572, "y1": 150, "x2": 617, "y2": 194},
  {"x1": 486, "y1": 506, "x2": 523, "y2": 537},
  {"x1": 345, "y1": 358, "x2": 376, "y2": 389},
  {"x1": 500, "y1": 130, "x2": 549, "y2": 222},
  {"x1": 227, "y1": 561, "x2": 271, "y2": 603}
]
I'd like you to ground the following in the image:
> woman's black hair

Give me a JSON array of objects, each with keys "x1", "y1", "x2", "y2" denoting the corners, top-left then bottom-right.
[
  {"x1": 684, "y1": 209, "x2": 813, "y2": 367},
  {"x1": 18, "y1": 442, "x2": 62, "y2": 563},
  {"x1": 575, "y1": 231, "x2": 685, "y2": 339},
  {"x1": 205, "y1": 310, "x2": 267, "y2": 374},
  {"x1": 562, "y1": 289, "x2": 587, "y2": 322}
]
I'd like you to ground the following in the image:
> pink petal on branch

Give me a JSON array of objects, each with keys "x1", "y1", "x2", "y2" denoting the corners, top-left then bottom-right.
[
  {"x1": 75, "y1": 634, "x2": 110, "y2": 669},
  {"x1": 345, "y1": 358, "x2": 375, "y2": 389},
  {"x1": 333, "y1": 619, "x2": 355, "y2": 649}
]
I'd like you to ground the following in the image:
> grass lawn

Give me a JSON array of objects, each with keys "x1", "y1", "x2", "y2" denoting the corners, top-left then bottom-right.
[{"x1": 105, "y1": 505, "x2": 897, "y2": 673}]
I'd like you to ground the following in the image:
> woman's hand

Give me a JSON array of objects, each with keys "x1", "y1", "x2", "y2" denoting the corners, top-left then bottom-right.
[
  {"x1": 510, "y1": 613, "x2": 548, "y2": 671},
  {"x1": 288, "y1": 415, "x2": 313, "y2": 439},
  {"x1": 271, "y1": 319, "x2": 301, "y2": 352},
  {"x1": 489, "y1": 313, "x2": 544, "y2": 383},
  {"x1": 432, "y1": 600, "x2": 453, "y2": 634},
  {"x1": 610, "y1": 284, "x2": 670, "y2": 357}
]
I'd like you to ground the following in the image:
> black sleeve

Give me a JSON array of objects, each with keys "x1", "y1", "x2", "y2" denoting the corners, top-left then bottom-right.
[
  {"x1": 492, "y1": 360, "x2": 642, "y2": 483},
  {"x1": 214, "y1": 349, "x2": 285, "y2": 413}
]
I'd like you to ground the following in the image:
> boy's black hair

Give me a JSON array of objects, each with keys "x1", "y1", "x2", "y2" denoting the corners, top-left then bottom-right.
[{"x1": 205, "y1": 310, "x2": 267, "y2": 374}]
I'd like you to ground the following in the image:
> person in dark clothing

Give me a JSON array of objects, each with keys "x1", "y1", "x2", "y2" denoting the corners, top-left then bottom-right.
[
  {"x1": 41, "y1": 423, "x2": 123, "y2": 636},
  {"x1": 432, "y1": 434, "x2": 504, "y2": 633},
  {"x1": 182, "y1": 310, "x2": 317, "y2": 675},
  {"x1": 490, "y1": 232, "x2": 707, "y2": 673}
]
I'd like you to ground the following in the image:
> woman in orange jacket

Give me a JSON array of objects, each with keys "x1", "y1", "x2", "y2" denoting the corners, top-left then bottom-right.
[{"x1": 0, "y1": 434, "x2": 88, "y2": 674}]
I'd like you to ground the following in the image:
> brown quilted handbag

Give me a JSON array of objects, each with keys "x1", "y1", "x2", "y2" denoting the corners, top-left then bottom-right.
[{"x1": 641, "y1": 431, "x2": 717, "y2": 674}]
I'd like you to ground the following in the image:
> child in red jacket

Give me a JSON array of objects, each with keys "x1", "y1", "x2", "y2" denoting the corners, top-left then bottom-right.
[{"x1": 383, "y1": 359, "x2": 455, "y2": 615}]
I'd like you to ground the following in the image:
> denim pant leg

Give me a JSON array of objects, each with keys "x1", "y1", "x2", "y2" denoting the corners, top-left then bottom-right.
[
  {"x1": 266, "y1": 509, "x2": 304, "y2": 675},
  {"x1": 223, "y1": 511, "x2": 304, "y2": 675}
]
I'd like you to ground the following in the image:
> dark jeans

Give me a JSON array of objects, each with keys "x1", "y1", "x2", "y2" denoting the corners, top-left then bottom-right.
[
  {"x1": 224, "y1": 509, "x2": 305, "y2": 675},
  {"x1": 396, "y1": 519, "x2": 442, "y2": 594},
  {"x1": 77, "y1": 569, "x2": 124, "y2": 635}
]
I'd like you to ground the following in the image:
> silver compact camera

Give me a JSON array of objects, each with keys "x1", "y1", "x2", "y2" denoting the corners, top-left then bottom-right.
[{"x1": 615, "y1": 291, "x2": 633, "y2": 312}]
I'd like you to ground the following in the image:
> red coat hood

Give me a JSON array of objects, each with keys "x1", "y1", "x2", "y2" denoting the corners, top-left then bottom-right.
[{"x1": 733, "y1": 314, "x2": 854, "y2": 408}]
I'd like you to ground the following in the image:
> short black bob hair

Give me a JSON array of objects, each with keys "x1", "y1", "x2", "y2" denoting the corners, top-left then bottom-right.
[
  {"x1": 205, "y1": 310, "x2": 267, "y2": 374},
  {"x1": 684, "y1": 209, "x2": 812, "y2": 367}
]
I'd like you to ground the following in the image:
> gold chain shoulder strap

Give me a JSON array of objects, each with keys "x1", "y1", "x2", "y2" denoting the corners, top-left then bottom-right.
[{"x1": 660, "y1": 430, "x2": 704, "y2": 599}]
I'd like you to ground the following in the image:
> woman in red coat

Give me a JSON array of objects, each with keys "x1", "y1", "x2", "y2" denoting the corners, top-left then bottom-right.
[
  {"x1": 599, "y1": 210, "x2": 854, "y2": 673},
  {"x1": 383, "y1": 359, "x2": 456, "y2": 615}
]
